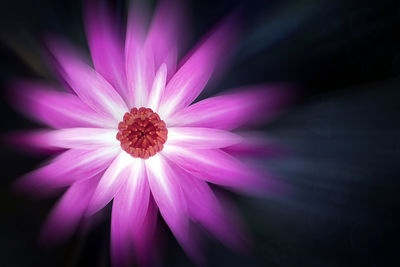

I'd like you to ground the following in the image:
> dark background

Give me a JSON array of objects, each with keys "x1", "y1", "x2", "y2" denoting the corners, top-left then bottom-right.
[{"x1": 1, "y1": 0, "x2": 400, "y2": 266}]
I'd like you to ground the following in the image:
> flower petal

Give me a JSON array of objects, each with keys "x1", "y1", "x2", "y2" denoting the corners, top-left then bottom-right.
[
  {"x1": 132, "y1": 197, "x2": 158, "y2": 267},
  {"x1": 125, "y1": 6, "x2": 154, "y2": 108},
  {"x1": 158, "y1": 15, "x2": 237, "y2": 118},
  {"x1": 145, "y1": 0, "x2": 185, "y2": 79},
  {"x1": 111, "y1": 159, "x2": 150, "y2": 267},
  {"x1": 41, "y1": 174, "x2": 101, "y2": 243},
  {"x1": 84, "y1": 1, "x2": 129, "y2": 103},
  {"x1": 167, "y1": 85, "x2": 294, "y2": 130},
  {"x1": 166, "y1": 127, "x2": 243, "y2": 149},
  {"x1": 162, "y1": 145, "x2": 269, "y2": 194},
  {"x1": 16, "y1": 147, "x2": 120, "y2": 194},
  {"x1": 10, "y1": 80, "x2": 115, "y2": 128},
  {"x1": 145, "y1": 154, "x2": 200, "y2": 260},
  {"x1": 87, "y1": 152, "x2": 138, "y2": 215},
  {"x1": 17, "y1": 128, "x2": 119, "y2": 150},
  {"x1": 47, "y1": 39, "x2": 128, "y2": 122},
  {"x1": 222, "y1": 132, "x2": 287, "y2": 158},
  {"x1": 177, "y1": 166, "x2": 247, "y2": 250},
  {"x1": 147, "y1": 64, "x2": 167, "y2": 112}
]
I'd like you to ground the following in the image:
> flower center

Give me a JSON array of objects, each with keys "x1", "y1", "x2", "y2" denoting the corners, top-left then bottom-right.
[{"x1": 116, "y1": 107, "x2": 168, "y2": 159}]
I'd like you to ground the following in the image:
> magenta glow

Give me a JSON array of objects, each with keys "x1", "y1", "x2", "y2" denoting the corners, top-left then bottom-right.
[{"x1": 8, "y1": 0, "x2": 294, "y2": 266}]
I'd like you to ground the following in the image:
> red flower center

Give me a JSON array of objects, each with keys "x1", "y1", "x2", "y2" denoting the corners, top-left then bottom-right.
[{"x1": 116, "y1": 107, "x2": 168, "y2": 159}]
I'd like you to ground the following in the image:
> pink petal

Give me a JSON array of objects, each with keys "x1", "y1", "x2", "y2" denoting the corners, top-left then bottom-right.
[
  {"x1": 147, "y1": 64, "x2": 167, "y2": 112},
  {"x1": 41, "y1": 174, "x2": 100, "y2": 243},
  {"x1": 176, "y1": 165, "x2": 247, "y2": 250},
  {"x1": 166, "y1": 127, "x2": 243, "y2": 149},
  {"x1": 162, "y1": 145, "x2": 270, "y2": 194},
  {"x1": 87, "y1": 152, "x2": 138, "y2": 215},
  {"x1": 16, "y1": 147, "x2": 120, "y2": 195},
  {"x1": 47, "y1": 38, "x2": 128, "y2": 122},
  {"x1": 145, "y1": 0, "x2": 185, "y2": 79},
  {"x1": 167, "y1": 84, "x2": 295, "y2": 130},
  {"x1": 158, "y1": 15, "x2": 238, "y2": 118},
  {"x1": 222, "y1": 132, "x2": 287, "y2": 158},
  {"x1": 10, "y1": 80, "x2": 115, "y2": 128},
  {"x1": 145, "y1": 154, "x2": 200, "y2": 260},
  {"x1": 111, "y1": 159, "x2": 150, "y2": 267},
  {"x1": 125, "y1": 6, "x2": 154, "y2": 108},
  {"x1": 84, "y1": 1, "x2": 129, "y2": 103},
  {"x1": 15, "y1": 128, "x2": 119, "y2": 150},
  {"x1": 132, "y1": 197, "x2": 158, "y2": 267}
]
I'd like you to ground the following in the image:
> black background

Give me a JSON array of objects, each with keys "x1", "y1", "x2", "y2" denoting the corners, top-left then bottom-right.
[{"x1": 1, "y1": 0, "x2": 400, "y2": 266}]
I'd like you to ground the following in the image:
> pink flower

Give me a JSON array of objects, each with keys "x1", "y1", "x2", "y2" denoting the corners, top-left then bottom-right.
[{"x1": 9, "y1": 1, "x2": 293, "y2": 266}]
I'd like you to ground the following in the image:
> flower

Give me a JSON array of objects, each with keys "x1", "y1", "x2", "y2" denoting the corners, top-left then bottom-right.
[{"x1": 9, "y1": 0, "x2": 292, "y2": 266}]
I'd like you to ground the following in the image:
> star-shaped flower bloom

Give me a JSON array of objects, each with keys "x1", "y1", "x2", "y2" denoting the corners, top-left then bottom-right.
[{"x1": 10, "y1": 1, "x2": 292, "y2": 266}]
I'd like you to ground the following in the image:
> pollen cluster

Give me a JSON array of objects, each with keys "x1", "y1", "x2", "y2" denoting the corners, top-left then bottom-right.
[{"x1": 116, "y1": 107, "x2": 168, "y2": 159}]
